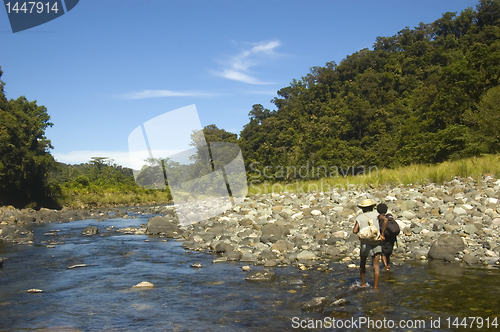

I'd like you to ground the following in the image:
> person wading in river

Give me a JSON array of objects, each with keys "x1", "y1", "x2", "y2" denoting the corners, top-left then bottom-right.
[
  {"x1": 352, "y1": 199, "x2": 383, "y2": 289},
  {"x1": 377, "y1": 203, "x2": 396, "y2": 271}
]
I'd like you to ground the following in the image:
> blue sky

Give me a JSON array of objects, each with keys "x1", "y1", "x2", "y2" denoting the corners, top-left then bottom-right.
[{"x1": 1, "y1": 0, "x2": 479, "y2": 168}]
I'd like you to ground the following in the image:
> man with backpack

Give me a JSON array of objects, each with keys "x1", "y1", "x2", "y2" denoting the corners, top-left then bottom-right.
[
  {"x1": 353, "y1": 199, "x2": 382, "y2": 289},
  {"x1": 376, "y1": 203, "x2": 400, "y2": 271}
]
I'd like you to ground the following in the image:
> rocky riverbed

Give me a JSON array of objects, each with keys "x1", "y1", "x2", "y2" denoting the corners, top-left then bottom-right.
[{"x1": 2, "y1": 176, "x2": 500, "y2": 271}]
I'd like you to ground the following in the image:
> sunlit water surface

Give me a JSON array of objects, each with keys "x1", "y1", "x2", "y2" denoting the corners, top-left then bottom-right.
[{"x1": 0, "y1": 214, "x2": 499, "y2": 331}]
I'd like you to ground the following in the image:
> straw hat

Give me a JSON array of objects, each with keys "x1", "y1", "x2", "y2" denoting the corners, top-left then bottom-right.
[{"x1": 357, "y1": 199, "x2": 376, "y2": 208}]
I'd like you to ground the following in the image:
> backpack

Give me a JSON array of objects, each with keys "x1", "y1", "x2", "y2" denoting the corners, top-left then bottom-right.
[
  {"x1": 358, "y1": 214, "x2": 382, "y2": 245},
  {"x1": 379, "y1": 213, "x2": 400, "y2": 238}
]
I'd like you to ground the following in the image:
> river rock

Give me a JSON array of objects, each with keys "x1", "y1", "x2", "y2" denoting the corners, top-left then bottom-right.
[
  {"x1": 271, "y1": 239, "x2": 294, "y2": 253},
  {"x1": 225, "y1": 251, "x2": 242, "y2": 261},
  {"x1": 245, "y1": 269, "x2": 276, "y2": 282},
  {"x1": 463, "y1": 254, "x2": 479, "y2": 265},
  {"x1": 240, "y1": 253, "x2": 256, "y2": 262},
  {"x1": 401, "y1": 211, "x2": 416, "y2": 220},
  {"x1": 428, "y1": 234, "x2": 465, "y2": 261},
  {"x1": 260, "y1": 223, "x2": 289, "y2": 243},
  {"x1": 26, "y1": 289, "x2": 43, "y2": 293},
  {"x1": 81, "y1": 226, "x2": 98, "y2": 236},
  {"x1": 301, "y1": 297, "x2": 328, "y2": 311},
  {"x1": 212, "y1": 256, "x2": 228, "y2": 263},
  {"x1": 258, "y1": 250, "x2": 277, "y2": 261},
  {"x1": 145, "y1": 216, "x2": 178, "y2": 235},
  {"x1": 297, "y1": 250, "x2": 317, "y2": 260},
  {"x1": 463, "y1": 224, "x2": 477, "y2": 235},
  {"x1": 133, "y1": 281, "x2": 154, "y2": 288},
  {"x1": 453, "y1": 207, "x2": 467, "y2": 216}
]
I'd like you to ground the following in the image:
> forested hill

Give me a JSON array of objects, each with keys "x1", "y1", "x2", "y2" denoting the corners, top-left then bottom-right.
[{"x1": 236, "y1": 0, "x2": 500, "y2": 181}]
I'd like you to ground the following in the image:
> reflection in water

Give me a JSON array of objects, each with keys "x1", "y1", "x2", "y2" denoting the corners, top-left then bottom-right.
[{"x1": 0, "y1": 216, "x2": 499, "y2": 331}]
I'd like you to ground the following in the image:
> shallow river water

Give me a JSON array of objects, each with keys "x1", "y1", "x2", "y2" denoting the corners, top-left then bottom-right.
[{"x1": 0, "y1": 213, "x2": 499, "y2": 331}]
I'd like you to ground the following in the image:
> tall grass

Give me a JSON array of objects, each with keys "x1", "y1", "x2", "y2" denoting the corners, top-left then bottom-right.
[
  {"x1": 247, "y1": 154, "x2": 500, "y2": 195},
  {"x1": 60, "y1": 154, "x2": 500, "y2": 206},
  {"x1": 58, "y1": 185, "x2": 172, "y2": 209}
]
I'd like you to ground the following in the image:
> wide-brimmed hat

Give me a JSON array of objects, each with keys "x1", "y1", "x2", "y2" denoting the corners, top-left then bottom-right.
[{"x1": 357, "y1": 199, "x2": 376, "y2": 208}]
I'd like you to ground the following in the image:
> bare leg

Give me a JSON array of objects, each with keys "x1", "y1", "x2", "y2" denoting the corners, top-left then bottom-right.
[
  {"x1": 382, "y1": 255, "x2": 389, "y2": 270},
  {"x1": 373, "y1": 254, "x2": 380, "y2": 289},
  {"x1": 360, "y1": 256, "x2": 367, "y2": 287}
]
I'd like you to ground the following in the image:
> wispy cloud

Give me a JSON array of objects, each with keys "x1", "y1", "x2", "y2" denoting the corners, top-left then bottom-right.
[
  {"x1": 117, "y1": 90, "x2": 216, "y2": 100},
  {"x1": 213, "y1": 40, "x2": 282, "y2": 85}
]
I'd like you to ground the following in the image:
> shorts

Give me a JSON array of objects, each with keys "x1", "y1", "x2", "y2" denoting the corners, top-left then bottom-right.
[
  {"x1": 360, "y1": 242, "x2": 382, "y2": 258},
  {"x1": 381, "y1": 238, "x2": 396, "y2": 256}
]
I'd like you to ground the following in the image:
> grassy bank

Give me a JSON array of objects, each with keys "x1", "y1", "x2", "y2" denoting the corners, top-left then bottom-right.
[
  {"x1": 56, "y1": 154, "x2": 500, "y2": 208},
  {"x1": 247, "y1": 154, "x2": 500, "y2": 196},
  {"x1": 58, "y1": 185, "x2": 172, "y2": 209}
]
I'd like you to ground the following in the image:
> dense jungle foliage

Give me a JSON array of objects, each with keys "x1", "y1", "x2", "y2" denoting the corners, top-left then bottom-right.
[{"x1": 238, "y1": 0, "x2": 500, "y2": 181}]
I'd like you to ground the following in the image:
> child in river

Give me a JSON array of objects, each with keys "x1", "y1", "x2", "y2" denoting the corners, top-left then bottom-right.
[{"x1": 376, "y1": 203, "x2": 396, "y2": 271}]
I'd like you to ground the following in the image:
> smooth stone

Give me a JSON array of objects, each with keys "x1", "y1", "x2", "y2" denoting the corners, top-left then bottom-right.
[
  {"x1": 297, "y1": 250, "x2": 317, "y2": 260},
  {"x1": 81, "y1": 226, "x2": 98, "y2": 236},
  {"x1": 26, "y1": 289, "x2": 43, "y2": 293},
  {"x1": 400, "y1": 200, "x2": 417, "y2": 211},
  {"x1": 67, "y1": 264, "x2": 89, "y2": 269},
  {"x1": 245, "y1": 269, "x2": 276, "y2": 282},
  {"x1": 212, "y1": 256, "x2": 228, "y2": 263},
  {"x1": 310, "y1": 210, "x2": 322, "y2": 216},
  {"x1": 428, "y1": 234, "x2": 465, "y2": 260},
  {"x1": 301, "y1": 297, "x2": 328, "y2": 311},
  {"x1": 453, "y1": 207, "x2": 467, "y2": 216},
  {"x1": 264, "y1": 260, "x2": 277, "y2": 267},
  {"x1": 463, "y1": 224, "x2": 477, "y2": 235},
  {"x1": 401, "y1": 211, "x2": 416, "y2": 219},
  {"x1": 133, "y1": 281, "x2": 154, "y2": 288},
  {"x1": 239, "y1": 253, "x2": 257, "y2": 262},
  {"x1": 271, "y1": 239, "x2": 294, "y2": 253},
  {"x1": 463, "y1": 254, "x2": 479, "y2": 265},
  {"x1": 444, "y1": 224, "x2": 460, "y2": 232},
  {"x1": 225, "y1": 251, "x2": 242, "y2": 261}
]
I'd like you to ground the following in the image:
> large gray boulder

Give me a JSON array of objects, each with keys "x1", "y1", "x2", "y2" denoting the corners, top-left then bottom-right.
[
  {"x1": 260, "y1": 223, "x2": 290, "y2": 243},
  {"x1": 145, "y1": 216, "x2": 179, "y2": 235},
  {"x1": 428, "y1": 234, "x2": 465, "y2": 261}
]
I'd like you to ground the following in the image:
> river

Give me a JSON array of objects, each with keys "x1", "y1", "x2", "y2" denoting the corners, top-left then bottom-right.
[{"x1": 0, "y1": 212, "x2": 499, "y2": 331}]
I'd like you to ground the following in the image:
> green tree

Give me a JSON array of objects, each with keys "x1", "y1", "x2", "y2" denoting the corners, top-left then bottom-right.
[
  {"x1": 474, "y1": 85, "x2": 500, "y2": 152},
  {"x1": 0, "y1": 68, "x2": 59, "y2": 207}
]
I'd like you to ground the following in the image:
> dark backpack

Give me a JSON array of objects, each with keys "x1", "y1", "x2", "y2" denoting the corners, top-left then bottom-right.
[{"x1": 379, "y1": 213, "x2": 400, "y2": 238}]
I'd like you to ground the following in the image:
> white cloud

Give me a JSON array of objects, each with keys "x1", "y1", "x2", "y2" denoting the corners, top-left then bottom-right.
[
  {"x1": 217, "y1": 70, "x2": 268, "y2": 85},
  {"x1": 213, "y1": 40, "x2": 282, "y2": 85},
  {"x1": 118, "y1": 90, "x2": 216, "y2": 100}
]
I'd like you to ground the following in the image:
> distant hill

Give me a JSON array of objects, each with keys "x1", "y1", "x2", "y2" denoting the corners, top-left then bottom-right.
[{"x1": 237, "y1": 0, "x2": 500, "y2": 182}]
